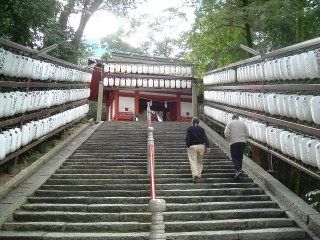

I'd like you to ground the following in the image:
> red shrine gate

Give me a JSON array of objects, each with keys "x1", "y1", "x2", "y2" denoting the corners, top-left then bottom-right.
[{"x1": 90, "y1": 57, "x2": 196, "y2": 122}]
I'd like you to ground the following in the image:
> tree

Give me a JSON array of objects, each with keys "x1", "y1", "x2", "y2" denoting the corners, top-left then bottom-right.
[
  {"x1": 185, "y1": 0, "x2": 320, "y2": 79},
  {"x1": 185, "y1": 0, "x2": 250, "y2": 79},
  {"x1": 55, "y1": 0, "x2": 139, "y2": 61},
  {"x1": 0, "y1": 0, "x2": 60, "y2": 47},
  {"x1": 122, "y1": 6, "x2": 189, "y2": 58},
  {"x1": 100, "y1": 28, "x2": 144, "y2": 57}
]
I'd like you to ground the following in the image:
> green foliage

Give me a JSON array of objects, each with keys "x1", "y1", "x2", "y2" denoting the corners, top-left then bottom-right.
[
  {"x1": 120, "y1": 5, "x2": 189, "y2": 58},
  {"x1": 185, "y1": 0, "x2": 250, "y2": 80},
  {"x1": 185, "y1": 0, "x2": 320, "y2": 85},
  {"x1": 0, "y1": 0, "x2": 60, "y2": 46},
  {"x1": 306, "y1": 189, "x2": 320, "y2": 211},
  {"x1": 0, "y1": 0, "x2": 140, "y2": 62},
  {"x1": 101, "y1": 28, "x2": 144, "y2": 57}
]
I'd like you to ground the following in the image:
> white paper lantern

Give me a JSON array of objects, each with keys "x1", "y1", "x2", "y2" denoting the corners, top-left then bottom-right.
[
  {"x1": 154, "y1": 79, "x2": 159, "y2": 88},
  {"x1": 294, "y1": 95, "x2": 305, "y2": 121},
  {"x1": 142, "y1": 65, "x2": 148, "y2": 74},
  {"x1": 274, "y1": 129, "x2": 283, "y2": 150},
  {"x1": 310, "y1": 96, "x2": 320, "y2": 124},
  {"x1": 170, "y1": 80, "x2": 175, "y2": 88},
  {"x1": 137, "y1": 78, "x2": 143, "y2": 87},
  {"x1": 159, "y1": 66, "x2": 165, "y2": 75},
  {"x1": 307, "y1": 139, "x2": 319, "y2": 167},
  {"x1": 280, "y1": 131, "x2": 290, "y2": 155},
  {"x1": 114, "y1": 78, "x2": 120, "y2": 87},
  {"x1": 9, "y1": 129, "x2": 17, "y2": 153},
  {"x1": 0, "y1": 93, "x2": 6, "y2": 118},
  {"x1": 316, "y1": 143, "x2": 320, "y2": 170},
  {"x1": 0, "y1": 134, "x2": 6, "y2": 160},
  {"x1": 131, "y1": 78, "x2": 137, "y2": 87},
  {"x1": 301, "y1": 95, "x2": 313, "y2": 122},
  {"x1": 285, "y1": 133, "x2": 296, "y2": 158},
  {"x1": 305, "y1": 50, "x2": 320, "y2": 79},
  {"x1": 299, "y1": 137, "x2": 312, "y2": 165},
  {"x1": 125, "y1": 78, "x2": 131, "y2": 87},
  {"x1": 142, "y1": 79, "x2": 148, "y2": 87},
  {"x1": 293, "y1": 135, "x2": 304, "y2": 161},
  {"x1": 148, "y1": 79, "x2": 154, "y2": 88},
  {"x1": 115, "y1": 64, "x2": 121, "y2": 73},
  {"x1": 21, "y1": 125, "x2": 30, "y2": 146},
  {"x1": 3, "y1": 93, "x2": 13, "y2": 117},
  {"x1": 290, "y1": 55, "x2": 300, "y2": 79},
  {"x1": 159, "y1": 79, "x2": 164, "y2": 88},
  {"x1": 15, "y1": 128, "x2": 22, "y2": 150},
  {"x1": 164, "y1": 80, "x2": 170, "y2": 88},
  {"x1": 153, "y1": 65, "x2": 159, "y2": 74},
  {"x1": 297, "y1": 53, "x2": 308, "y2": 79}
]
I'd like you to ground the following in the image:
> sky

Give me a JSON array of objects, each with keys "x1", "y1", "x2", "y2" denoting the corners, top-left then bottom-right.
[{"x1": 68, "y1": 0, "x2": 195, "y2": 52}]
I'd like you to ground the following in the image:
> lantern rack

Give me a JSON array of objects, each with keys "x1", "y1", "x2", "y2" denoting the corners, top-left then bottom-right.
[
  {"x1": 104, "y1": 86, "x2": 193, "y2": 94},
  {"x1": 0, "y1": 80, "x2": 89, "y2": 89},
  {"x1": 0, "y1": 39, "x2": 91, "y2": 172},
  {"x1": 0, "y1": 116, "x2": 85, "y2": 166},
  {"x1": 0, "y1": 99, "x2": 88, "y2": 129},
  {"x1": 206, "y1": 83, "x2": 320, "y2": 92},
  {"x1": 0, "y1": 39, "x2": 88, "y2": 72},
  {"x1": 104, "y1": 72, "x2": 195, "y2": 81},
  {"x1": 204, "y1": 100, "x2": 320, "y2": 138},
  {"x1": 205, "y1": 116, "x2": 320, "y2": 181},
  {"x1": 207, "y1": 37, "x2": 320, "y2": 74},
  {"x1": 203, "y1": 37, "x2": 320, "y2": 181}
]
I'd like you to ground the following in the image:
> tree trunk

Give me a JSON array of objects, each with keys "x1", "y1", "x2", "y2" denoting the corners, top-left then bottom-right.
[
  {"x1": 71, "y1": 0, "x2": 104, "y2": 56},
  {"x1": 295, "y1": 0, "x2": 305, "y2": 43},
  {"x1": 59, "y1": 0, "x2": 77, "y2": 29},
  {"x1": 242, "y1": 0, "x2": 253, "y2": 48}
]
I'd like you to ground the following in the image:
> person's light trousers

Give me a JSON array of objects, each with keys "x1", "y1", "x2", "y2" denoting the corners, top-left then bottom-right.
[{"x1": 187, "y1": 144, "x2": 205, "y2": 178}]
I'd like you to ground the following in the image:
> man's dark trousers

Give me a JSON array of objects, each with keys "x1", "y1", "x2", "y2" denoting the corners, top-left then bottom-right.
[{"x1": 230, "y1": 142, "x2": 246, "y2": 171}]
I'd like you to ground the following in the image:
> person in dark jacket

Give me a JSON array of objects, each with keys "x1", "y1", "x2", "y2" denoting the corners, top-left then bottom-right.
[{"x1": 186, "y1": 117, "x2": 211, "y2": 183}]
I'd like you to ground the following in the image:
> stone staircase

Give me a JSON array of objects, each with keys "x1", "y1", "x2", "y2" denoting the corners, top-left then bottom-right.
[{"x1": 0, "y1": 121, "x2": 310, "y2": 239}]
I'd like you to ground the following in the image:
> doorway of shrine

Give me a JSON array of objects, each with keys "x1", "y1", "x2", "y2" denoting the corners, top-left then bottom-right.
[{"x1": 139, "y1": 98, "x2": 177, "y2": 122}]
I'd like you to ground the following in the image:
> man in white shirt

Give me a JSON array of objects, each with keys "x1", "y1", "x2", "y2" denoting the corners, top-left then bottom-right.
[{"x1": 224, "y1": 114, "x2": 249, "y2": 180}]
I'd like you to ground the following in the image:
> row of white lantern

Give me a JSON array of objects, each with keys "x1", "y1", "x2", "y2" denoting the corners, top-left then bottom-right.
[
  {"x1": 0, "y1": 48, "x2": 91, "y2": 82},
  {"x1": 0, "y1": 104, "x2": 89, "y2": 160},
  {"x1": 204, "y1": 91, "x2": 320, "y2": 124},
  {"x1": 103, "y1": 77, "x2": 193, "y2": 89},
  {"x1": 104, "y1": 63, "x2": 193, "y2": 77},
  {"x1": 204, "y1": 48, "x2": 320, "y2": 85},
  {"x1": 204, "y1": 105, "x2": 320, "y2": 170},
  {"x1": 0, "y1": 89, "x2": 90, "y2": 119},
  {"x1": 238, "y1": 49, "x2": 320, "y2": 82},
  {"x1": 203, "y1": 69, "x2": 236, "y2": 85}
]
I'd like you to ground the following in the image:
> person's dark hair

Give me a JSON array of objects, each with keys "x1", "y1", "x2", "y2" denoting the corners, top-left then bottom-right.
[
  {"x1": 192, "y1": 117, "x2": 200, "y2": 126},
  {"x1": 232, "y1": 114, "x2": 239, "y2": 120}
]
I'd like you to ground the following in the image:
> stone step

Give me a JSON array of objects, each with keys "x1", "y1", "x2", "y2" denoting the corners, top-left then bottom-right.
[
  {"x1": 2, "y1": 221, "x2": 149, "y2": 232},
  {"x1": 39, "y1": 180, "x2": 254, "y2": 192},
  {"x1": 0, "y1": 231, "x2": 148, "y2": 240},
  {"x1": 42, "y1": 180, "x2": 257, "y2": 189},
  {"x1": 55, "y1": 168, "x2": 235, "y2": 174},
  {"x1": 0, "y1": 122, "x2": 307, "y2": 240},
  {"x1": 27, "y1": 194, "x2": 271, "y2": 204},
  {"x1": 34, "y1": 187, "x2": 264, "y2": 197},
  {"x1": 166, "y1": 227, "x2": 306, "y2": 240},
  {"x1": 60, "y1": 164, "x2": 235, "y2": 170},
  {"x1": 12, "y1": 208, "x2": 286, "y2": 222},
  {"x1": 20, "y1": 201, "x2": 277, "y2": 213},
  {"x1": 50, "y1": 173, "x2": 249, "y2": 179},
  {"x1": 2, "y1": 218, "x2": 295, "y2": 233},
  {"x1": 0, "y1": 227, "x2": 305, "y2": 240},
  {"x1": 62, "y1": 160, "x2": 232, "y2": 166}
]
